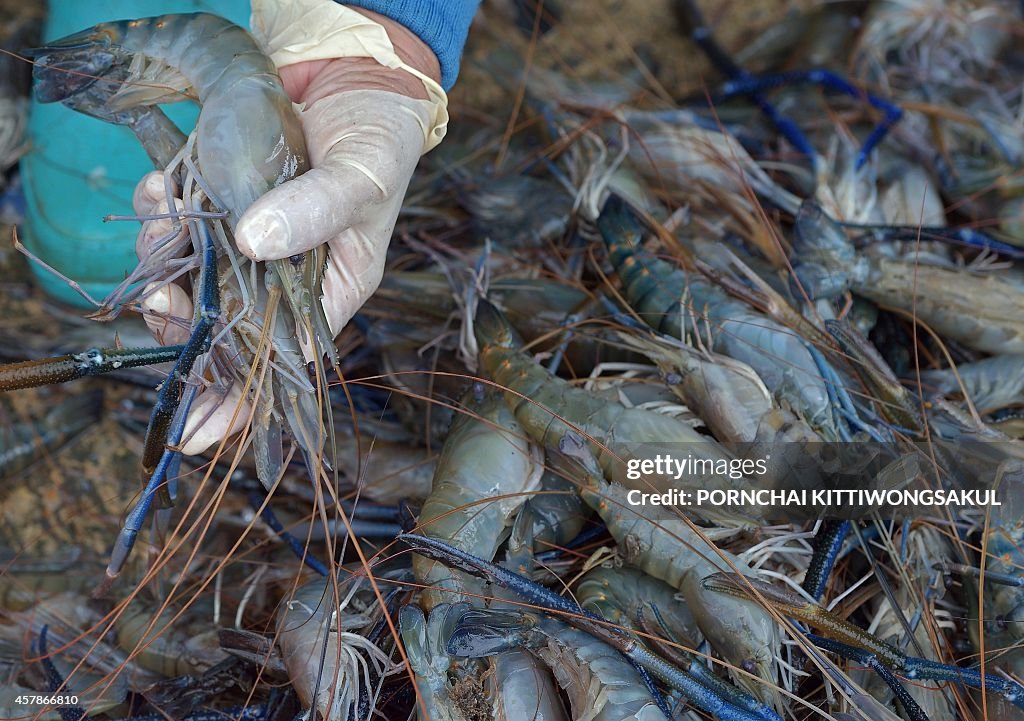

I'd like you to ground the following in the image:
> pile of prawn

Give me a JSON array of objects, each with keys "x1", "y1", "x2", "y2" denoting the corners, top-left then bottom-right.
[{"x1": 3, "y1": 2, "x2": 1024, "y2": 721}]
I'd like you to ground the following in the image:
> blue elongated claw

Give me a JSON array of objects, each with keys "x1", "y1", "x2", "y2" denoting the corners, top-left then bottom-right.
[
  {"x1": 141, "y1": 221, "x2": 220, "y2": 488},
  {"x1": 902, "y1": 656, "x2": 1024, "y2": 710},
  {"x1": 249, "y1": 493, "x2": 402, "y2": 577},
  {"x1": 719, "y1": 69, "x2": 903, "y2": 170},
  {"x1": 675, "y1": 0, "x2": 819, "y2": 170},
  {"x1": 104, "y1": 383, "x2": 197, "y2": 585},
  {"x1": 105, "y1": 221, "x2": 221, "y2": 584},
  {"x1": 36, "y1": 625, "x2": 95, "y2": 721},
  {"x1": 803, "y1": 520, "x2": 852, "y2": 601},
  {"x1": 850, "y1": 223, "x2": 1024, "y2": 260},
  {"x1": 399, "y1": 533, "x2": 593, "y2": 620},
  {"x1": 248, "y1": 492, "x2": 330, "y2": 577},
  {"x1": 807, "y1": 634, "x2": 930, "y2": 721},
  {"x1": 534, "y1": 524, "x2": 609, "y2": 563},
  {"x1": 936, "y1": 562, "x2": 1024, "y2": 588}
]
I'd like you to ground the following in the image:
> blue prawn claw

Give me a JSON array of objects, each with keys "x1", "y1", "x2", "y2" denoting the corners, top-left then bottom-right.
[{"x1": 399, "y1": 533, "x2": 591, "y2": 620}]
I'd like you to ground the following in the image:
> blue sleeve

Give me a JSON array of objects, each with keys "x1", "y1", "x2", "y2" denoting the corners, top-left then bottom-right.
[{"x1": 340, "y1": 0, "x2": 480, "y2": 91}]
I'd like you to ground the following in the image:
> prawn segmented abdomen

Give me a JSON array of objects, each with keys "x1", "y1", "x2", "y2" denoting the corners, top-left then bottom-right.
[
  {"x1": 586, "y1": 479, "x2": 781, "y2": 710},
  {"x1": 62, "y1": 15, "x2": 310, "y2": 220},
  {"x1": 413, "y1": 386, "x2": 542, "y2": 611},
  {"x1": 490, "y1": 649, "x2": 569, "y2": 721}
]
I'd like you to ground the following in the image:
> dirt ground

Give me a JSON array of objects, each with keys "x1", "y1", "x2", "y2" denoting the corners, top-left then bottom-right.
[{"x1": 453, "y1": 0, "x2": 814, "y2": 112}]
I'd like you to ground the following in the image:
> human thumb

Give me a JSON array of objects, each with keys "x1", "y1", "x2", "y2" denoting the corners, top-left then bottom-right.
[{"x1": 234, "y1": 90, "x2": 432, "y2": 261}]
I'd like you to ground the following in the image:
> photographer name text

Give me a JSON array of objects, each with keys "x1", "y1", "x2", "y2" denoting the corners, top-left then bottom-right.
[{"x1": 626, "y1": 487, "x2": 1000, "y2": 508}]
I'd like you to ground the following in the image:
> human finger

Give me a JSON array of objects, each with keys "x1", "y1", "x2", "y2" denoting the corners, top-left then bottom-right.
[
  {"x1": 179, "y1": 383, "x2": 252, "y2": 456},
  {"x1": 133, "y1": 170, "x2": 178, "y2": 215},
  {"x1": 234, "y1": 90, "x2": 429, "y2": 261},
  {"x1": 140, "y1": 281, "x2": 193, "y2": 346},
  {"x1": 135, "y1": 197, "x2": 187, "y2": 261}
]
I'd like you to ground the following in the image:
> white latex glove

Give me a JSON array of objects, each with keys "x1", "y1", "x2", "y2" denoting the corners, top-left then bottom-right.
[{"x1": 134, "y1": 5, "x2": 445, "y2": 456}]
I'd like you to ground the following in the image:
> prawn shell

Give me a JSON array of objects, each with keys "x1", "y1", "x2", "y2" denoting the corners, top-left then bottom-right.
[
  {"x1": 413, "y1": 387, "x2": 541, "y2": 610},
  {"x1": 535, "y1": 623, "x2": 662, "y2": 721},
  {"x1": 489, "y1": 649, "x2": 568, "y2": 721},
  {"x1": 588, "y1": 482, "x2": 781, "y2": 710},
  {"x1": 858, "y1": 260, "x2": 1024, "y2": 354}
]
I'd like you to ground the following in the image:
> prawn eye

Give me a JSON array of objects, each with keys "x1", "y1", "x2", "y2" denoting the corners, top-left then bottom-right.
[
  {"x1": 472, "y1": 382, "x2": 486, "y2": 402},
  {"x1": 289, "y1": 253, "x2": 304, "y2": 266},
  {"x1": 741, "y1": 658, "x2": 757, "y2": 674}
]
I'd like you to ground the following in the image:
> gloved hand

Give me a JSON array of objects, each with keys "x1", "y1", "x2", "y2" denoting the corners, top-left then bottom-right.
[{"x1": 133, "y1": 4, "x2": 446, "y2": 455}]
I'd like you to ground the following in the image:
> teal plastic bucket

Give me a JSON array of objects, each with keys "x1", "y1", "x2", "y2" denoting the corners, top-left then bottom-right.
[{"x1": 21, "y1": 0, "x2": 251, "y2": 307}]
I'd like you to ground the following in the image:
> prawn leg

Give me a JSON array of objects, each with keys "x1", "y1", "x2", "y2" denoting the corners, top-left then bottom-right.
[
  {"x1": 804, "y1": 342, "x2": 861, "y2": 442},
  {"x1": 824, "y1": 319, "x2": 923, "y2": 432},
  {"x1": 0, "y1": 346, "x2": 184, "y2": 392}
]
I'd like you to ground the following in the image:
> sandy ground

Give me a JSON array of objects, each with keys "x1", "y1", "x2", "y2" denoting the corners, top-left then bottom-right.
[{"x1": 453, "y1": 0, "x2": 814, "y2": 112}]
